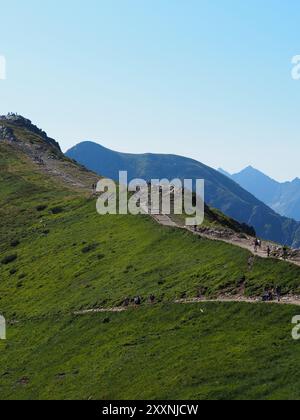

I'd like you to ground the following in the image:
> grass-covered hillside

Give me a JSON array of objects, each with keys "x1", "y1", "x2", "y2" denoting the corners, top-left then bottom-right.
[
  {"x1": 2, "y1": 303, "x2": 300, "y2": 400},
  {"x1": 1, "y1": 119, "x2": 300, "y2": 400}
]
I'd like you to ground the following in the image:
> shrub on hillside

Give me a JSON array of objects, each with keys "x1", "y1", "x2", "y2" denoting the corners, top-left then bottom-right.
[
  {"x1": 10, "y1": 240, "x2": 20, "y2": 248},
  {"x1": 82, "y1": 243, "x2": 98, "y2": 254},
  {"x1": 50, "y1": 207, "x2": 64, "y2": 215},
  {"x1": 1, "y1": 254, "x2": 18, "y2": 265},
  {"x1": 36, "y1": 205, "x2": 48, "y2": 212}
]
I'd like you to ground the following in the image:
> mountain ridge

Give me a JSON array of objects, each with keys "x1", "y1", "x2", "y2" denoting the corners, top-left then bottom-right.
[
  {"x1": 0, "y1": 115, "x2": 255, "y2": 238},
  {"x1": 67, "y1": 141, "x2": 300, "y2": 247},
  {"x1": 221, "y1": 166, "x2": 300, "y2": 222}
]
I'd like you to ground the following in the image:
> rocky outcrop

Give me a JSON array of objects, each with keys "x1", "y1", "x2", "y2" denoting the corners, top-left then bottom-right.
[
  {"x1": 0, "y1": 114, "x2": 61, "y2": 151},
  {"x1": 197, "y1": 226, "x2": 237, "y2": 239},
  {"x1": 0, "y1": 125, "x2": 16, "y2": 142}
]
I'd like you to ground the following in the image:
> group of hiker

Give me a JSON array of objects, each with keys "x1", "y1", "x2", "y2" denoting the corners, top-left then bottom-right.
[
  {"x1": 254, "y1": 238, "x2": 289, "y2": 260},
  {"x1": 254, "y1": 238, "x2": 262, "y2": 252},
  {"x1": 123, "y1": 295, "x2": 156, "y2": 307},
  {"x1": 122, "y1": 290, "x2": 283, "y2": 306},
  {"x1": 262, "y1": 286, "x2": 282, "y2": 302}
]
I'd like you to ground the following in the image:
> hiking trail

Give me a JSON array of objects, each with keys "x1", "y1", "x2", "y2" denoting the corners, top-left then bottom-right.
[
  {"x1": 148, "y1": 210, "x2": 300, "y2": 267},
  {"x1": 74, "y1": 294, "x2": 300, "y2": 316}
]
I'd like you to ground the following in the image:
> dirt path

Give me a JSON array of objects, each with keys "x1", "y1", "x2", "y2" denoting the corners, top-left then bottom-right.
[
  {"x1": 147, "y1": 211, "x2": 300, "y2": 267},
  {"x1": 189, "y1": 228, "x2": 300, "y2": 267},
  {"x1": 74, "y1": 294, "x2": 300, "y2": 316},
  {"x1": 152, "y1": 214, "x2": 178, "y2": 227},
  {"x1": 74, "y1": 307, "x2": 126, "y2": 315},
  {"x1": 186, "y1": 226, "x2": 275, "y2": 259},
  {"x1": 175, "y1": 296, "x2": 300, "y2": 306}
]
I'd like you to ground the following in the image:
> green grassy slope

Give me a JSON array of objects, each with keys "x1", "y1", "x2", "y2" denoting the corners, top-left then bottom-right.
[
  {"x1": 1, "y1": 303, "x2": 300, "y2": 400},
  {"x1": 1, "y1": 143, "x2": 300, "y2": 319},
  {"x1": 1, "y1": 135, "x2": 300, "y2": 399}
]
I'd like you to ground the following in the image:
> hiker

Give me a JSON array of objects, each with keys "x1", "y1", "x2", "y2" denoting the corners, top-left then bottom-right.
[
  {"x1": 92, "y1": 183, "x2": 97, "y2": 195},
  {"x1": 254, "y1": 239, "x2": 259, "y2": 253},
  {"x1": 262, "y1": 291, "x2": 269, "y2": 302},
  {"x1": 267, "y1": 246, "x2": 271, "y2": 258},
  {"x1": 149, "y1": 294, "x2": 156, "y2": 304},
  {"x1": 134, "y1": 296, "x2": 142, "y2": 306},
  {"x1": 123, "y1": 298, "x2": 130, "y2": 307},
  {"x1": 258, "y1": 239, "x2": 262, "y2": 249},
  {"x1": 282, "y1": 246, "x2": 288, "y2": 260},
  {"x1": 262, "y1": 290, "x2": 273, "y2": 302},
  {"x1": 275, "y1": 286, "x2": 282, "y2": 302}
]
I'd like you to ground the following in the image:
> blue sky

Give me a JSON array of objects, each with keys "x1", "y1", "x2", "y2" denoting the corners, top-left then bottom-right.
[{"x1": 0, "y1": 0, "x2": 299, "y2": 181}]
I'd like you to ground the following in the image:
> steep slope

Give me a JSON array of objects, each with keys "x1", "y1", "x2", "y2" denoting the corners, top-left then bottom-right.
[
  {"x1": 224, "y1": 166, "x2": 300, "y2": 222},
  {"x1": 2, "y1": 116, "x2": 300, "y2": 400},
  {"x1": 66, "y1": 142, "x2": 300, "y2": 247},
  {"x1": 0, "y1": 114, "x2": 98, "y2": 192}
]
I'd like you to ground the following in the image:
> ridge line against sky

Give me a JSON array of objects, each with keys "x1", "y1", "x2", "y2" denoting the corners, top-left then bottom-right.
[{"x1": 0, "y1": 0, "x2": 300, "y2": 181}]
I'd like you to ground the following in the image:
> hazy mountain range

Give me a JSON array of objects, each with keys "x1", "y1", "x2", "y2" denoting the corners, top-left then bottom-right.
[
  {"x1": 219, "y1": 166, "x2": 300, "y2": 222},
  {"x1": 66, "y1": 141, "x2": 300, "y2": 247}
]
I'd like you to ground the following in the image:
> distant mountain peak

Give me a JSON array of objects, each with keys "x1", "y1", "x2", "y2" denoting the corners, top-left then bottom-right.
[
  {"x1": 244, "y1": 165, "x2": 256, "y2": 171},
  {"x1": 237, "y1": 165, "x2": 262, "y2": 175},
  {"x1": 233, "y1": 166, "x2": 278, "y2": 184}
]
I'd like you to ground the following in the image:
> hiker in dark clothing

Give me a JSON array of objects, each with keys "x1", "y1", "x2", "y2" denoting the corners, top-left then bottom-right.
[
  {"x1": 149, "y1": 294, "x2": 156, "y2": 304},
  {"x1": 134, "y1": 296, "x2": 142, "y2": 306},
  {"x1": 267, "y1": 246, "x2": 271, "y2": 258},
  {"x1": 254, "y1": 239, "x2": 259, "y2": 253},
  {"x1": 123, "y1": 298, "x2": 130, "y2": 307},
  {"x1": 275, "y1": 286, "x2": 282, "y2": 302},
  {"x1": 282, "y1": 246, "x2": 288, "y2": 260},
  {"x1": 262, "y1": 290, "x2": 273, "y2": 302}
]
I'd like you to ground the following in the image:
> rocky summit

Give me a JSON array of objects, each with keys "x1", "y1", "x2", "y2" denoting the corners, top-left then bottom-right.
[{"x1": 0, "y1": 113, "x2": 61, "y2": 151}]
